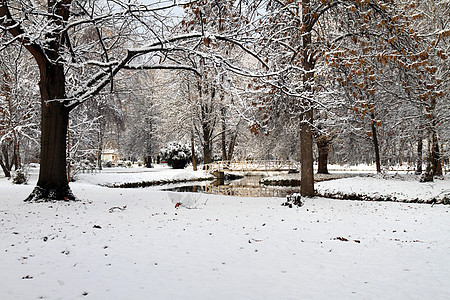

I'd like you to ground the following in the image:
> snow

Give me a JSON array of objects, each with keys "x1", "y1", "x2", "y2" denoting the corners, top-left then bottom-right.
[
  {"x1": 76, "y1": 164, "x2": 214, "y2": 186},
  {"x1": 316, "y1": 175, "x2": 450, "y2": 203},
  {"x1": 1, "y1": 166, "x2": 450, "y2": 299}
]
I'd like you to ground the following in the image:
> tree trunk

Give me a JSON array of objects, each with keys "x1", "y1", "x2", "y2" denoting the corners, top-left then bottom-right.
[
  {"x1": 67, "y1": 126, "x2": 71, "y2": 182},
  {"x1": 221, "y1": 107, "x2": 227, "y2": 161},
  {"x1": 203, "y1": 142, "x2": 212, "y2": 164},
  {"x1": 433, "y1": 138, "x2": 442, "y2": 176},
  {"x1": 300, "y1": 1, "x2": 315, "y2": 197},
  {"x1": 316, "y1": 135, "x2": 329, "y2": 174},
  {"x1": 227, "y1": 129, "x2": 238, "y2": 161},
  {"x1": 145, "y1": 156, "x2": 152, "y2": 168},
  {"x1": 191, "y1": 132, "x2": 197, "y2": 171},
  {"x1": 0, "y1": 143, "x2": 11, "y2": 177},
  {"x1": 25, "y1": 64, "x2": 75, "y2": 201},
  {"x1": 12, "y1": 129, "x2": 21, "y2": 170},
  {"x1": 97, "y1": 131, "x2": 103, "y2": 170},
  {"x1": 0, "y1": 155, "x2": 11, "y2": 177},
  {"x1": 415, "y1": 137, "x2": 423, "y2": 175},
  {"x1": 371, "y1": 113, "x2": 381, "y2": 173},
  {"x1": 300, "y1": 109, "x2": 314, "y2": 196},
  {"x1": 421, "y1": 97, "x2": 439, "y2": 182},
  {"x1": 422, "y1": 126, "x2": 436, "y2": 182}
]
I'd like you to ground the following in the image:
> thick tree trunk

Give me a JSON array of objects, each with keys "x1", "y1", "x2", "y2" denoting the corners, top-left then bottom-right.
[
  {"x1": 422, "y1": 126, "x2": 437, "y2": 182},
  {"x1": 203, "y1": 142, "x2": 212, "y2": 164},
  {"x1": 316, "y1": 135, "x2": 329, "y2": 174},
  {"x1": 26, "y1": 101, "x2": 74, "y2": 201},
  {"x1": 421, "y1": 96, "x2": 439, "y2": 182},
  {"x1": 227, "y1": 129, "x2": 237, "y2": 161},
  {"x1": 25, "y1": 64, "x2": 75, "y2": 201},
  {"x1": 0, "y1": 156, "x2": 11, "y2": 177},
  {"x1": 145, "y1": 156, "x2": 152, "y2": 168},
  {"x1": 371, "y1": 114, "x2": 381, "y2": 173},
  {"x1": 0, "y1": 143, "x2": 11, "y2": 177}
]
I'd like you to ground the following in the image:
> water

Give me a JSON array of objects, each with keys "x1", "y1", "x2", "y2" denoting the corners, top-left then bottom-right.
[{"x1": 163, "y1": 175, "x2": 299, "y2": 198}]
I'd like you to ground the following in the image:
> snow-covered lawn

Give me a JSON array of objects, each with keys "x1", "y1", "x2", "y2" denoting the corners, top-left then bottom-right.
[
  {"x1": 1, "y1": 167, "x2": 450, "y2": 299},
  {"x1": 316, "y1": 175, "x2": 450, "y2": 203},
  {"x1": 76, "y1": 164, "x2": 214, "y2": 187}
]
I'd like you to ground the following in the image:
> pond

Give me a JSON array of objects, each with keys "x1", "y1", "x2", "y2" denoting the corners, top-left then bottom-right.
[{"x1": 162, "y1": 175, "x2": 300, "y2": 198}]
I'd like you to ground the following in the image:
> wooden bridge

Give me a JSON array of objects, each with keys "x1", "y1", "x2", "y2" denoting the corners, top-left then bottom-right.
[
  {"x1": 202, "y1": 184, "x2": 297, "y2": 198},
  {"x1": 204, "y1": 160, "x2": 300, "y2": 174}
]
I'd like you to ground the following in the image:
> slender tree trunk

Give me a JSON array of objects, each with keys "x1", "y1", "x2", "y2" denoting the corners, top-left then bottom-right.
[
  {"x1": 416, "y1": 136, "x2": 423, "y2": 175},
  {"x1": 227, "y1": 129, "x2": 238, "y2": 161},
  {"x1": 371, "y1": 114, "x2": 381, "y2": 173},
  {"x1": 316, "y1": 135, "x2": 329, "y2": 174},
  {"x1": 12, "y1": 129, "x2": 21, "y2": 170},
  {"x1": 67, "y1": 125, "x2": 71, "y2": 182},
  {"x1": 97, "y1": 131, "x2": 103, "y2": 170},
  {"x1": 221, "y1": 107, "x2": 227, "y2": 161},
  {"x1": 300, "y1": 1, "x2": 315, "y2": 197},
  {"x1": 97, "y1": 148, "x2": 102, "y2": 170},
  {"x1": 191, "y1": 131, "x2": 197, "y2": 171}
]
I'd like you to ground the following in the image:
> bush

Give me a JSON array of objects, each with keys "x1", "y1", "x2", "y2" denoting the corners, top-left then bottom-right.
[
  {"x1": 12, "y1": 168, "x2": 28, "y2": 185},
  {"x1": 160, "y1": 143, "x2": 192, "y2": 169}
]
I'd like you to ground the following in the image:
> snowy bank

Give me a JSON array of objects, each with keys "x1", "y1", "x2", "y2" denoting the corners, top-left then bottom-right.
[
  {"x1": 76, "y1": 165, "x2": 214, "y2": 187},
  {"x1": 316, "y1": 174, "x2": 450, "y2": 204}
]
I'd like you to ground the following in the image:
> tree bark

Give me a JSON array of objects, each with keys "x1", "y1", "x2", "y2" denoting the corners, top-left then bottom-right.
[
  {"x1": 415, "y1": 136, "x2": 423, "y2": 175},
  {"x1": 145, "y1": 156, "x2": 152, "y2": 168},
  {"x1": 227, "y1": 128, "x2": 238, "y2": 161},
  {"x1": 0, "y1": 155, "x2": 11, "y2": 178},
  {"x1": 433, "y1": 138, "x2": 442, "y2": 176},
  {"x1": 316, "y1": 135, "x2": 329, "y2": 174},
  {"x1": 221, "y1": 107, "x2": 227, "y2": 161},
  {"x1": 300, "y1": 0, "x2": 315, "y2": 197},
  {"x1": 422, "y1": 126, "x2": 437, "y2": 182},
  {"x1": 25, "y1": 64, "x2": 75, "y2": 201},
  {"x1": 203, "y1": 141, "x2": 212, "y2": 164},
  {"x1": 371, "y1": 113, "x2": 381, "y2": 173},
  {"x1": 421, "y1": 98, "x2": 439, "y2": 182},
  {"x1": 300, "y1": 109, "x2": 314, "y2": 196},
  {"x1": 191, "y1": 131, "x2": 197, "y2": 171},
  {"x1": 0, "y1": 143, "x2": 11, "y2": 177}
]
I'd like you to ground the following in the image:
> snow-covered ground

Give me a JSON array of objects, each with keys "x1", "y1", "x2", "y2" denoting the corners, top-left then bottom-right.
[
  {"x1": 1, "y1": 166, "x2": 450, "y2": 299},
  {"x1": 76, "y1": 164, "x2": 215, "y2": 186}
]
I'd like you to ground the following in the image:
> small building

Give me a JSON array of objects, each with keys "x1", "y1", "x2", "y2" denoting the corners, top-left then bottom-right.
[{"x1": 101, "y1": 149, "x2": 121, "y2": 163}]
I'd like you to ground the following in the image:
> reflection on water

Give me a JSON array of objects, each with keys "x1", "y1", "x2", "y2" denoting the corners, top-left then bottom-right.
[{"x1": 163, "y1": 175, "x2": 299, "y2": 198}]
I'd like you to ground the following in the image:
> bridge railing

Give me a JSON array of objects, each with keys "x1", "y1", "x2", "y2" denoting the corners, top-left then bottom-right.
[{"x1": 204, "y1": 160, "x2": 300, "y2": 173}]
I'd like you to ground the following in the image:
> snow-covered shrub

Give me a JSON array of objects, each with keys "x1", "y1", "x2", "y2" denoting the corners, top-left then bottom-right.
[
  {"x1": 12, "y1": 168, "x2": 28, "y2": 184},
  {"x1": 282, "y1": 193, "x2": 303, "y2": 208},
  {"x1": 160, "y1": 143, "x2": 192, "y2": 169}
]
